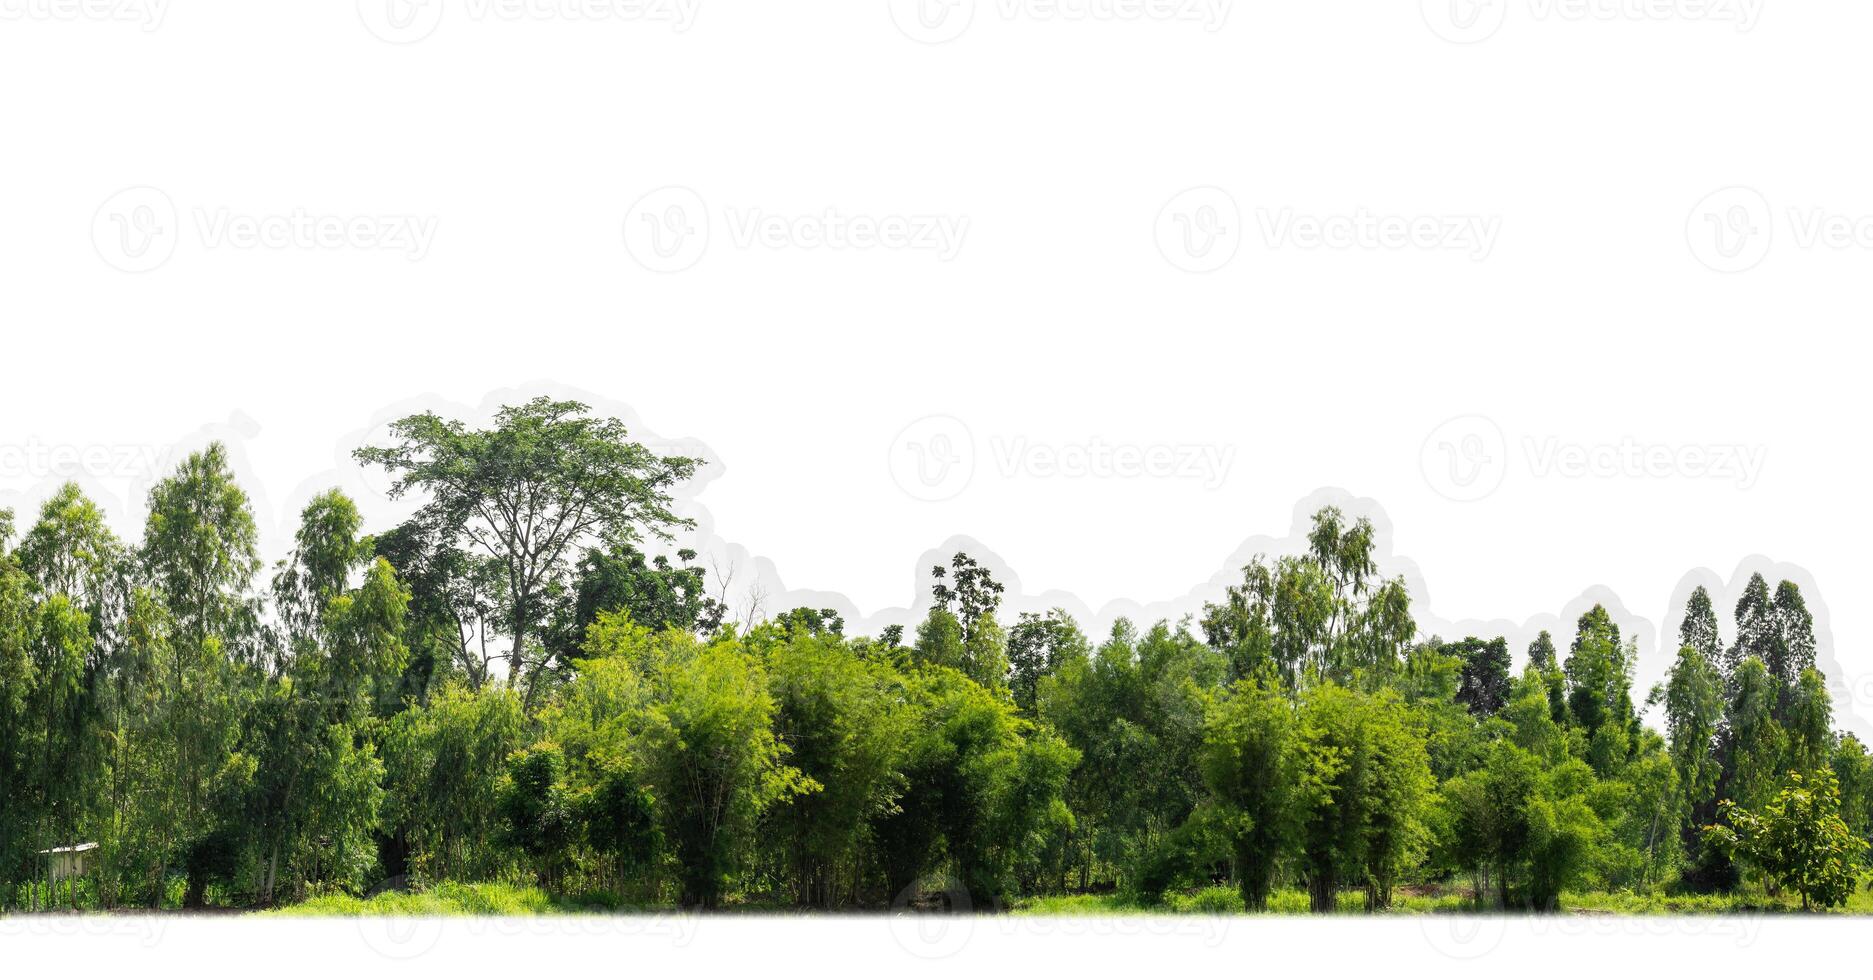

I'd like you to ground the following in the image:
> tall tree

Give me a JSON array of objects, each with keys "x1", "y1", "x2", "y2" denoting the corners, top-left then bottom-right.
[
  {"x1": 1451, "y1": 636, "x2": 1511, "y2": 717},
  {"x1": 1679, "y1": 587, "x2": 1724, "y2": 672},
  {"x1": 1729, "y1": 574, "x2": 1773, "y2": 683},
  {"x1": 138, "y1": 444, "x2": 261, "y2": 906},
  {"x1": 356, "y1": 398, "x2": 699, "y2": 695},
  {"x1": 1201, "y1": 676, "x2": 1301, "y2": 911},
  {"x1": 1664, "y1": 642, "x2": 1724, "y2": 857}
]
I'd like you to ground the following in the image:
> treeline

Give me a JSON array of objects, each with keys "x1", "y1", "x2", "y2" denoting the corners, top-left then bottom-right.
[{"x1": 1, "y1": 399, "x2": 1868, "y2": 913}]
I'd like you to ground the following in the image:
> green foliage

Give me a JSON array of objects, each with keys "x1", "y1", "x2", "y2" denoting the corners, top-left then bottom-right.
[
  {"x1": 1706, "y1": 769, "x2": 1866, "y2": 909},
  {"x1": 618, "y1": 628, "x2": 813, "y2": 908},
  {"x1": 355, "y1": 398, "x2": 699, "y2": 695},
  {"x1": 759, "y1": 630, "x2": 913, "y2": 906},
  {"x1": 1200, "y1": 676, "x2": 1301, "y2": 911},
  {"x1": 5, "y1": 418, "x2": 1867, "y2": 920}
]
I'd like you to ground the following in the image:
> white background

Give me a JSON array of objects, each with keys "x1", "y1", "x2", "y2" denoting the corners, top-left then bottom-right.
[{"x1": 3, "y1": 0, "x2": 1869, "y2": 971}]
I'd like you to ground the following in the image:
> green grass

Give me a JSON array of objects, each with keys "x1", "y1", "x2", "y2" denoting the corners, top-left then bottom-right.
[
  {"x1": 260, "y1": 878, "x2": 1873, "y2": 918},
  {"x1": 1010, "y1": 881, "x2": 1873, "y2": 916},
  {"x1": 264, "y1": 882, "x2": 643, "y2": 917}
]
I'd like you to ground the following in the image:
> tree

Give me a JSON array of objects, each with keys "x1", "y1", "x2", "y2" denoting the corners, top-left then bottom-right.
[
  {"x1": 930, "y1": 552, "x2": 1004, "y2": 644},
  {"x1": 498, "y1": 743, "x2": 576, "y2": 888},
  {"x1": 548, "y1": 544, "x2": 722, "y2": 668},
  {"x1": 372, "y1": 517, "x2": 508, "y2": 695},
  {"x1": 1201, "y1": 676, "x2": 1300, "y2": 911},
  {"x1": 1664, "y1": 643, "x2": 1725, "y2": 851},
  {"x1": 759, "y1": 631, "x2": 913, "y2": 907},
  {"x1": 356, "y1": 398, "x2": 700, "y2": 695},
  {"x1": 1729, "y1": 574, "x2": 1772, "y2": 683},
  {"x1": 1527, "y1": 630, "x2": 1557, "y2": 672},
  {"x1": 872, "y1": 665, "x2": 1076, "y2": 908},
  {"x1": 1783, "y1": 668, "x2": 1833, "y2": 774},
  {"x1": 1041, "y1": 620, "x2": 1220, "y2": 895},
  {"x1": 1291, "y1": 684, "x2": 1433, "y2": 912},
  {"x1": 1007, "y1": 609, "x2": 1089, "y2": 716},
  {"x1": 1707, "y1": 769, "x2": 1866, "y2": 910},
  {"x1": 138, "y1": 444, "x2": 261, "y2": 906},
  {"x1": 1679, "y1": 587, "x2": 1723, "y2": 669},
  {"x1": 1451, "y1": 636, "x2": 1511, "y2": 717},
  {"x1": 621, "y1": 628, "x2": 812, "y2": 908},
  {"x1": 378, "y1": 683, "x2": 526, "y2": 883},
  {"x1": 1563, "y1": 607, "x2": 1636, "y2": 774},
  {"x1": 1767, "y1": 581, "x2": 1817, "y2": 709},
  {"x1": 1201, "y1": 556, "x2": 1276, "y2": 681}
]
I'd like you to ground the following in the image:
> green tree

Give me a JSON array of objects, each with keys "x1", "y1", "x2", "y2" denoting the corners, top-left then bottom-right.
[
  {"x1": 759, "y1": 630, "x2": 913, "y2": 906},
  {"x1": 356, "y1": 398, "x2": 700, "y2": 696},
  {"x1": 378, "y1": 683, "x2": 526, "y2": 883},
  {"x1": 1665, "y1": 642, "x2": 1725, "y2": 853},
  {"x1": 138, "y1": 444, "x2": 261, "y2": 906},
  {"x1": 1007, "y1": 609, "x2": 1088, "y2": 716},
  {"x1": 548, "y1": 544, "x2": 721, "y2": 668},
  {"x1": 498, "y1": 743, "x2": 576, "y2": 888},
  {"x1": 1201, "y1": 676, "x2": 1300, "y2": 911},
  {"x1": 620, "y1": 628, "x2": 812, "y2": 908},
  {"x1": 1450, "y1": 636, "x2": 1511, "y2": 717},
  {"x1": 1707, "y1": 769, "x2": 1866, "y2": 909}
]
